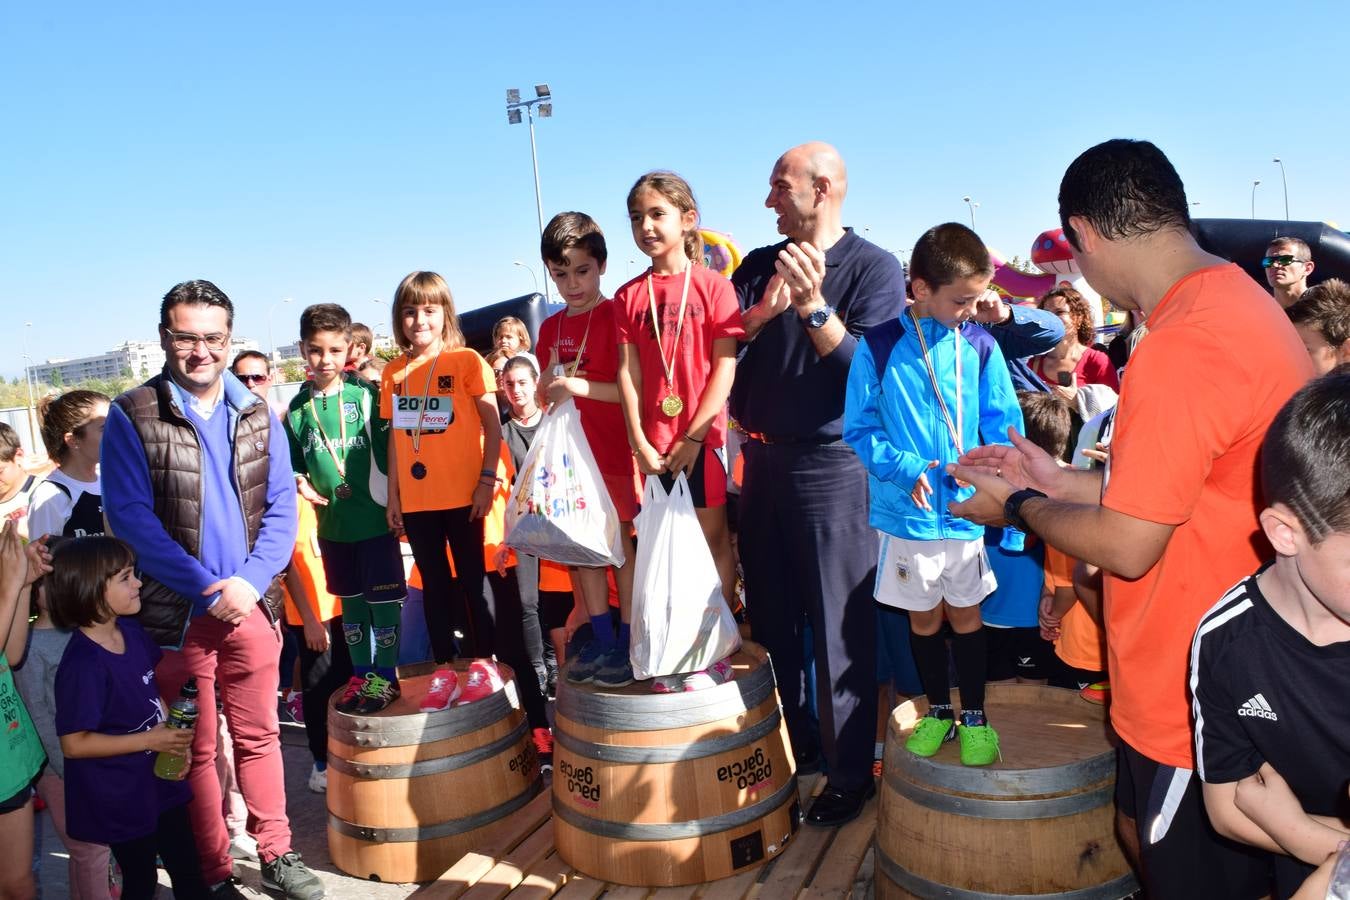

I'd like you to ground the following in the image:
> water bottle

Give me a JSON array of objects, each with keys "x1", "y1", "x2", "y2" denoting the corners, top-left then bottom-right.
[{"x1": 153, "y1": 677, "x2": 199, "y2": 780}]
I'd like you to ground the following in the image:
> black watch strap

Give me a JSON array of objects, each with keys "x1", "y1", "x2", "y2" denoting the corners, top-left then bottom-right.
[{"x1": 1004, "y1": 487, "x2": 1047, "y2": 533}]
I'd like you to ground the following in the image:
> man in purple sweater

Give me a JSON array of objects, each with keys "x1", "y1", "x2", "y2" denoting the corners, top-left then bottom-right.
[{"x1": 101, "y1": 280, "x2": 322, "y2": 899}]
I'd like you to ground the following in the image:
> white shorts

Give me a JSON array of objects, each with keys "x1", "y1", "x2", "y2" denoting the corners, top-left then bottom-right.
[{"x1": 874, "y1": 534, "x2": 997, "y2": 612}]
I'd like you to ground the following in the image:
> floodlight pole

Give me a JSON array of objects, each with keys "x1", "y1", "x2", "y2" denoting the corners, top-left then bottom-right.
[
  {"x1": 1251, "y1": 180, "x2": 1260, "y2": 220},
  {"x1": 1273, "y1": 157, "x2": 1288, "y2": 220},
  {"x1": 21, "y1": 321, "x2": 37, "y2": 446},
  {"x1": 507, "y1": 85, "x2": 553, "y2": 301}
]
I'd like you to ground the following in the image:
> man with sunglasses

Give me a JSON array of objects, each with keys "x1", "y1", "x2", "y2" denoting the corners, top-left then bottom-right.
[
  {"x1": 231, "y1": 349, "x2": 288, "y2": 417},
  {"x1": 1263, "y1": 237, "x2": 1315, "y2": 308},
  {"x1": 101, "y1": 281, "x2": 324, "y2": 898}
]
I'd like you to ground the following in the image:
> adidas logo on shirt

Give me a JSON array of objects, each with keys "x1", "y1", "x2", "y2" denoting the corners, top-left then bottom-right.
[{"x1": 1237, "y1": 693, "x2": 1278, "y2": 721}]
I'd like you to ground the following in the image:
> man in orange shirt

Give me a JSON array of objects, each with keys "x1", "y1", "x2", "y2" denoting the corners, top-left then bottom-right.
[{"x1": 948, "y1": 139, "x2": 1312, "y2": 899}]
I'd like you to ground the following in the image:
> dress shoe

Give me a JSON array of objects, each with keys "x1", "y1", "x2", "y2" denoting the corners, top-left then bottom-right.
[{"x1": 805, "y1": 780, "x2": 876, "y2": 827}]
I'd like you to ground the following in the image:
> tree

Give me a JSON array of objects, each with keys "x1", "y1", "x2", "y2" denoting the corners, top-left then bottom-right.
[
  {"x1": 48, "y1": 370, "x2": 63, "y2": 388},
  {"x1": 279, "y1": 361, "x2": 306, "y2": 384}
]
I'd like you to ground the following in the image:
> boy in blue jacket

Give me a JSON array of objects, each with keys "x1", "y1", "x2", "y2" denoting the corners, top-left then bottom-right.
[{"x1": 844, "y1": 223, "x2": 1022, "y2": 766}]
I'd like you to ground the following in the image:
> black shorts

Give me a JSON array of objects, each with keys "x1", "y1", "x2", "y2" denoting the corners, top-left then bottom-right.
[
  {"x1": 985, "y1": 625, "x2": 1054, "y2": 681},
  {"x1": 654, "y1": 446, "x2": 727, "y2": 509},
  {"x1": 1115, "y1": 740, "x2": 1270, "y2": 899},
  {"x1": 319, "y1": 532, "x2": 407, "y2": 604},
  {"x1": 1047, "y1": 656, "x2": 1106, "y2": 691},
  {"x1": 0, "y1": 773, "x2": 38, "y2": 813}
]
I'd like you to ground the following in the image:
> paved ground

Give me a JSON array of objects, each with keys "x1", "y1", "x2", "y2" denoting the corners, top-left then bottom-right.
[{"x1": 34, "y1": 717, "x2": 500, "y2": 899}]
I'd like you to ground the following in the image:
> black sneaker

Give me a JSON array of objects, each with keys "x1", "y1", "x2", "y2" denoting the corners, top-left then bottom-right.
[
  {"x1": 352, "y1": 673, "x2": 399, "y2": 715},
  {"x1": 210, "y1": 875, "x2": 249, "y2": 898},
  {"x1": 261, "y1": 851, "x2": 325, "y2": 899}
]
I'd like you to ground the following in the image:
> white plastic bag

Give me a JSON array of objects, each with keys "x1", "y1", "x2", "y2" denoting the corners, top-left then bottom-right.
[
  {"x1": 504, "y1": 398, "x2": 624, "y2": 567},
  {"x1": 630, "y1": 473, "x2": 742, "y2": 679}
]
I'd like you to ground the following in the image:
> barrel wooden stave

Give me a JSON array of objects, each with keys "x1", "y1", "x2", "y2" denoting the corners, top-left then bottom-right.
[
  {"x1": 326, "y1": 663, "x2": 541, "y2": 883},
  {"x1": 875, "y1": 684, "x2": 1137, "y2": 899},
  {"x1": 552, "y1": 641, "x2": 800, "y2": 886}
]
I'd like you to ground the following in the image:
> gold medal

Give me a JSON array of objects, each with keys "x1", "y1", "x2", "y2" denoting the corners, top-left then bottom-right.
[
  {"x1": 648, "y1": 265, "x2": 692, "y2": 423},
  {"x1": 660, "y1": 394, "x2": 684, "y2": 417}
]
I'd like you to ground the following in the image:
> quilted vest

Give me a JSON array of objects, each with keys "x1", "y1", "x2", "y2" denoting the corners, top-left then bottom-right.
[{"x1": 114, "y1": 375, "x2": 284, "y2": 648}]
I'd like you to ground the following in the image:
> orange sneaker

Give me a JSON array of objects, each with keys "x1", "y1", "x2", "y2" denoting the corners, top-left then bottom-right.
[
  {"x1": 419, "y1": 668, "x2": 462, "y2": 711},
  {"x1": 455, "y1": 659, "x2": 505, "y2": 705},
  {"x1": 1080, "y1": 681, "x2": 1111, "y2": 705}
]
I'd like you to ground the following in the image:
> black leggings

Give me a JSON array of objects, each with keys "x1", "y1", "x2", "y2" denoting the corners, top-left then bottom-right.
[
  {"x1": 403, "y1": 507, "x2": 492, "y2": 662},
  {"x1": 109, "y1": 803, "x2": 209, "y2": 899},
  {"x1": 485, "y1": 570, "x2": 548, "y2": 730},
  {"x1": 289, "y1": 617, "x2": 354, "y2": 764}
]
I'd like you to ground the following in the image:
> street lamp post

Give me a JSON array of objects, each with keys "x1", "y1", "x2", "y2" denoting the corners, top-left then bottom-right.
[
  {"x1": 1273, "y1": 158, "x2": 1289, "y2": 219},
  {"x1": 1251, "y1": 180, "x2": 1261, "y2": 220},
  {"x1": 20, "y1": 323, "x2": 36, "y2": 446},
  {"x1": 962, "y1": 196, "x2": 980, "y2": 229},
  {"x1": 506, "y1": 84, "x2": 553, "y2": 301},
  {"x1": 268, "y1": 298, "x2": 294, "y2": 361},
  {"x1": 513, "y1": 261, "x2": 539, "y2": 295}
]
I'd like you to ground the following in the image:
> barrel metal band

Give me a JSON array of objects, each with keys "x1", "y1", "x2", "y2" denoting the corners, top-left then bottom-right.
[
  {"x1": 326, "y1": 718, "x2": 530, "y2": 779},
  {"x1": 552, "y1": 776, "x2": 796, "y2": 841},
  {"x1": 892, "y1": 744, "x2": 1115, "y2": 798},
  {"x1": 555, "y1": 664, "x2": 774, "y2": 730},
  {"x1": 875, "y1": 848, "x2": 1138, "y2": 899},
  {"x1": 328, "y1": 779, "x2": 542, "y2": 843},
  {"x1": 328, "y1": 687, "x2": 518, "y2": 749},
  {"x1": 554, "y1": 708, "x2": 782, "y2": 764},
  {"x1": 885, "y1": 768, "x2": 1113, "y2": 820}
]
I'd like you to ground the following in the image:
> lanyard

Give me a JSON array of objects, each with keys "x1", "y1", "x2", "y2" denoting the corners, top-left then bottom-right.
[
  {"x1": 564, "y1": 301, "x2": 599, "y2": 379},
  {"x1": 646, "y1": 265, "x2": 692, "y2": 393},
  {"x1": 909, "y1": 310, "x2": 964, "y2": 456},
  {"x1": 408, "y1": 344, "x2": 441, "y2": 457},
  {"x1": 307, "y1": 383, "x2": 349, "y2": 480}
]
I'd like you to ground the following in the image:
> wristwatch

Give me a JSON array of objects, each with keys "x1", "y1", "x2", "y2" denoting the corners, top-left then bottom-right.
[
  {"x1": 803, "y1": 304, "x2": 835, "y2": 329},
  {"x1": 1004, "y1": 487, "x2": 1047, "y2": 533}
]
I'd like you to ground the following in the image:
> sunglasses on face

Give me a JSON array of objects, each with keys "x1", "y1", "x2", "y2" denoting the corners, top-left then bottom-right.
[
  {"x1": 236, "y1": 373, "x2": 270, "y2": 385},
  {"x1": 1261, "y1": 255, "x2": 1307, "y2": 269}
]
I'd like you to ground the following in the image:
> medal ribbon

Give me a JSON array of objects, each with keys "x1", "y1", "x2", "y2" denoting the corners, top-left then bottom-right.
[
  {"x1": 908, "y1": 310, "x2": 964, "y2": 456},
  {"x1": 408, "y1": 344, "x2": 442, "y2": 459},
  {"x1": 308, "y1": 383, "x2": 349, "y2": 484},
  {"x1": 564, "y1": 302, "x2": 598, "y2": 379},
  {"x1": 646, "y1": 265, "x2": 692, "y2": 400}
]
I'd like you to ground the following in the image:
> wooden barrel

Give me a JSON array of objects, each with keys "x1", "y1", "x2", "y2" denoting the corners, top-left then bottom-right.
[
  {"x1": 326, "y1": 662, "x2": 542, "y2": 883},
  {"x1": 552, "y1": 641, "x2": 800, "y2": 886},
  {"x1": 876, "y1": 684, "x2": 1138, "y2": 899}
]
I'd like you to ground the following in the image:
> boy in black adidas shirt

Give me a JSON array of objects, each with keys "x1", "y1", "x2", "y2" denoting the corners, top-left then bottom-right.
[{"x1": 1190, "y1": 367, "x2": 1350, "y2": 899}]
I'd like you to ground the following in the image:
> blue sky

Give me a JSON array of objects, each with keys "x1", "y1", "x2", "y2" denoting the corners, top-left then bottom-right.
[{"x1": 3, "y1": 2, "x2": 1348, "y2": 379}]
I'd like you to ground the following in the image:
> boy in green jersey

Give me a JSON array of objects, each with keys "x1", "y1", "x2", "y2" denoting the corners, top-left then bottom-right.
[{"x1": 285, "y1": 303, "x2": 407, "y2": 714}]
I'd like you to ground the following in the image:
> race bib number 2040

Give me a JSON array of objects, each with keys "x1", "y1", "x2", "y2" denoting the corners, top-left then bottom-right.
[{"x1": 392, "y1": 394, "x2": 453, "y2": 430}]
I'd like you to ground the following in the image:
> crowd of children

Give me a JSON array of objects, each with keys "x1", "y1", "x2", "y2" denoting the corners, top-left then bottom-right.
[{"x1": 1, "y1": 151, "x2": 1348, "y2": 900}]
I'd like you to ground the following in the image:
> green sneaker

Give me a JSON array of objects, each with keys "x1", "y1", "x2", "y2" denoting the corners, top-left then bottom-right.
[
  {"x1": 261, "y1": 850, "x2": 325, "y2": 898},
  {"x1": 957, "y1": 722, "x2": 1001, "y2": 766},
  {"x1": 905, "y1": 715, "x2": 955, "y2": 757}
]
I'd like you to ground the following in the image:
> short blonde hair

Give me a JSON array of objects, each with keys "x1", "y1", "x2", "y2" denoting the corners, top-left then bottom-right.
[{"x1": 391, "y1": 271, "x2": 464, "y2": 351}]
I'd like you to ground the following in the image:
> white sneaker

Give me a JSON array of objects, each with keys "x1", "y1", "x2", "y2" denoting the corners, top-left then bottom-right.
[
  {"x1": 227, "y1": 832, "x2": 258, "y2": 861},
  {"x1": 683, "y1": 659, "x2": 735, "y2": 692},
  {"x1": 307, "y1": 764, "x2": 327, "y2": 794}
]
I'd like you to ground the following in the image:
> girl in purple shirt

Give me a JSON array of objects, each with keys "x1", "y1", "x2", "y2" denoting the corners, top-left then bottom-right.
[{"x1": 51, "y1": 537, "x2": 209, "y2": 900}]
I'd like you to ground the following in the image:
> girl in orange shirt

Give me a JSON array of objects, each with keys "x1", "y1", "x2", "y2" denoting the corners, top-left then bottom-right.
[{"x1": 381, "y1": 271, "x2": 504, "y2": 711}]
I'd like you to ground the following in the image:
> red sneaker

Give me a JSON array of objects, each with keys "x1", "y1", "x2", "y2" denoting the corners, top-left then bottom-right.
[
  {"x1": 334, "y1": 676, "x2": 365, "y2": 714},
  {"x1": 532, "y1": 727, "x2": 553, "y2": 772},
  {"x1": 419, "y1": 668, "x2": 462, "y2": 712},
  {"x1": 454, "y1": 659, "x2": 505, "y2": 705}
]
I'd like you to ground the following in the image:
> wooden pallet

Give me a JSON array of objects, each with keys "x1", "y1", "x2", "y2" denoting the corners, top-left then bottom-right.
[{"x1": 409, "y1": 773, "x2": 877, "y2": 900}]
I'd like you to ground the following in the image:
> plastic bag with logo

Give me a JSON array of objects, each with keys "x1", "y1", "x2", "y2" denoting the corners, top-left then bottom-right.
[
  {"x1": 504, "y1": 398, "x2": 624, "y2": 568},
  {"x1": 629, "y1": 473, "x2": 741, "y2": 680}
]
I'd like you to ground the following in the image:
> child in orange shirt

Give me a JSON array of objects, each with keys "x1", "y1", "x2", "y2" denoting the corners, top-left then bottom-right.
[{"x1": 381, "y1": 271, "x2": 503, "y2": 711}]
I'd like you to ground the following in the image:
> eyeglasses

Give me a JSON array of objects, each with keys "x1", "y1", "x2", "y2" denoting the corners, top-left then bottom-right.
[
  {"x1": 1261, "y1": 255, "x2": 1308, "y2": 269},
  {"x1": 236, "y1": 373, "x2": 270, "y2": 385},
  {"x1": 164, "y1": 328, "x2": 230, "y2": 351}
]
